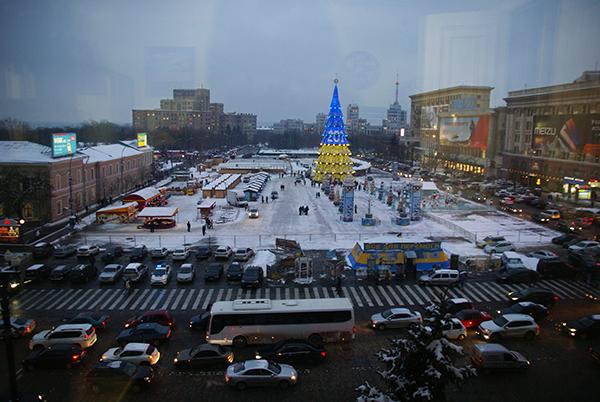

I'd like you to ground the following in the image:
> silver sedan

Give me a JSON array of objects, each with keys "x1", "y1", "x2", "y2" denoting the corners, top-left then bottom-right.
[{"x1": 225, "y1": 359, "x2": 298, "y2": 390}]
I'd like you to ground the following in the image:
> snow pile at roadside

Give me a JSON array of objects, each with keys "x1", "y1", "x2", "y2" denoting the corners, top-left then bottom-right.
[{"x1": 248, "y1": 250, "x2": 277, "y2": 276}]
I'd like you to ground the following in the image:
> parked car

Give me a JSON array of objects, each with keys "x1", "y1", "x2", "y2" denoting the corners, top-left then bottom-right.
[
  {"x1": 130, "y1": 245, "x2": 148, "y2": 262},
  {"x1": 441, "y1": 318, "x2": 467, "y2": 340},
  {"x1": 214, "y1": 246, "x2": 233, "y2": 259},
  {"x1": 87, "y1": 360, "x2": 153, "y2": 394},
  {"x1": 248, "y1": 208, "x2": 260, "y2": 218},
  {"x1": 552, "y1": 234, "x2": 578, "y2": 245},
  {"x1": 150, "y1": 247, "x2": 169, "y2": 259},
  {"x1": 478, "y1": 314, "x2": 540, "y2": 341},
  {"x1": 271, "y1": 191, "x2": 279, "y2": 199},
  {"x1": 101, "y1": 342, "x2": 161, "y2": 366},
  {"x1": 226, "y1": 262, "x2": 244, "y2": 281},
  {"x1": 476, "y1": 236, "x2": 506, "y2": 248},
  {"x1": 562, "y1": 237, "x2": 584, "y2": 249},
  {"x1": 255, "y1": 339, "x2": 326, "y2": 364},
  {"x1": 568, "y1": 240, "x2": 599, "y2": 252},
  {"x1": 496, "y1": 268, "x2": 539, "y2": 284},
  {"x1": 176, "y1": 263, "x2": 195, "y2": 283},
  {"x1": 101, "y1": 246, "x2": 123, "y2": 263},
  {"x1": 116, "y1": 323, "x2": 171, "y2": 346},
  {"x1": 194, "y1": 246, "x2": 212, "y2": 259},
  {"x1": 98, "y1": 264, "x2": 124, "y2": 284},
  {"x1": 497, "y1": 302, "x2": 548, "y2": 322},
  {"x1": 172, "y1": 247, "x2": 190, "y2": 261},
  {"x1": 241, "y1": 266, "x2": 263, "y2": 289},
  {"x1": 418, "y1": 269, "x2": 460, "y2": 286},
  {"x1": 205, "y1": 263, "x2": 224, "y2": 282},
  {"x1": 234, "y1": 247, "x2": 255, "y2": 261},
  {"x1": 507, "y1": 287, "x2": 559, "y2": 307},
  {"x1": 471, "y1": 343, "x2": 530, "y2": 372},
  {"x1": 527, "y1": 250, "x2": 557, "y2": 259},
  {"x1": 441, "y1": 298, "x2": 474, "y2": 315},
  {"x1": 64, "y1": 313, "x2": 110, "y2": 332},
  {"x1": 225, "y1": 359, "x2": 297, "y2": 390},
  {"x1": 189, "y1": 311, "x2": 211, "y2": 332},
  {"x1": 150, "y1": 262, "x2": 171, "y2": 286},
  {"x1": 560, "y1": 315, "x2": 600, "y2": 338},
  {"x1": 24, "y1": 264, "x2": 51, "y2": 281},
  {"x1": 174, "y1": 344, "x2": 233, "y2": 369},
  {"x1": 484, "y1": 241, "x2": 516, "y2": 254},
  {"x1": 0, "y1": 317, "x2": 37, "y2": 337},
  {"x1": 49, "y1": 265, "x2": 73, "y2": 281},
  {"x1": 500, "y1": 252, "x2": 527, "y2": 269},
  {"x1": 30, "y1": 324, "x2": 97, "y2": 350},
  {"x1": 122, "y1": 263, "x2": 148, "y2": 283},
  {"x1": 536, "y1": 258, "x2": 578, "y2": 279},
  {"x1": 22, "y1": 344, "x2": 87, "y2": 370},
  {"x1": 370, "y1": 308, "x2": 422, "y2": 330},
  {"x1": 567, "y1": 251, "x2": 600, "y2": 270},
  {"x1": 76, "y1": 244, "x2": 100, "y2": 258},
  {"x1": 454, "y1": 309, "x2": 492, "y2": 330},
  {"x1": 32, "y1": 242, "x2": 54, "y2": 259},
  {"x1": 69, "y1": 264, "x2": 96, "y2": 283},
  {"x1": 54, "y1": 244, "x2": 77, "y2": 258},
  {"x1": 124, "y1": 310, "x2": 174, "y2": 329}
]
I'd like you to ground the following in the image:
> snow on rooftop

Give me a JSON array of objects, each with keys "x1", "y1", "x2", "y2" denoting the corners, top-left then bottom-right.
[
  {"x1": 0, "y1": 141, "x2": 77, "y2": 163},
  {"x1": 79, "y1": 143, "x2": 142, "y2": 163}
]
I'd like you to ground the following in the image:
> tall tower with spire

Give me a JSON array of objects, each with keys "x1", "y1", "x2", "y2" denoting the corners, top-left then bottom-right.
[
  {"x1": 385, "y1": 74, "x2": 407, "y2": 135},
  {"x1": 313, "y1": 79, "x2": 354, "y2": 183}
]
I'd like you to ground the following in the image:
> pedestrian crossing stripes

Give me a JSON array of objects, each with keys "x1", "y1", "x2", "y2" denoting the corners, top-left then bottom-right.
[{"x1": 12, "y1": 280, "x2": 600, "y2": 312}]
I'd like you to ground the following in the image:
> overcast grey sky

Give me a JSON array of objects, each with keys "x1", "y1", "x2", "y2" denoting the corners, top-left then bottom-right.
[{"x1": 1, "y1": 0, "x2": 599, "y2": 126}]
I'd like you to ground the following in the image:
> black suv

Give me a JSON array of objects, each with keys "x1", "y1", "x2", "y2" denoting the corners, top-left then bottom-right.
[
  {"x1": 32, "y1": 242, "x2": 54, "y2": 259},
  {"x1": 130, "y1": 245, "x2": 148, "y2": 262},
  {"x1": 23, "y1": 344, "x2": 86, "y2": 370},
  {"x1": 241, "y1": 266, "x2": 264, "y2": 289},
  {"x1": 102, "y1": 246, "x2": 124, "y2": 263},
  {"x1": 194, "y1": 246, "x2": 212, "y2": 260},
  {"x1": 537, "y1": 258, "x2": 578, "y2": 279},
  {"x1": 507, "y1": 287, "x2": 559, "y2": 307},
  {"x1": 255, "y1": 339, "x2": 326, "y2": 364},
  {"x1": 226, "y1": 262, "x2": 243, "y2": 281},
  {"x1": 204, "y1": 263, "x2": 224, "y2": 282},
  {"x1": 496, "y1": 268, "x2": 539, "y2": 284},
  {"x1": 70, "y1": 264, "x2": 97, "y2": 283},
  {"x1": 87, "y1": 360, "x2": 153, "y2": 394}
]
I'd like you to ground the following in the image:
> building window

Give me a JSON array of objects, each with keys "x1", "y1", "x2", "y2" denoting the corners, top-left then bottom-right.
[
  {"x1": 57, "y1": 200, "x2": 63, "y2": 216},
  {"x1": 78, "y1": 170, "x2": 82, "y2": 183},
  {"x1": 55, "y1": 174, "x2": 61, "y2": 189},
  {"x1": 514, "y1": 121, "x2": 520, "y2": 129},
  {"x1": 22, "y1": 203, "x2": 33, "y2": 219},
  {"x1": 525, "y1": 121, "x2": 532, "y2": 130},
  {"x1": 109, "y1": 166, "x2": 112, "y2": 175}
]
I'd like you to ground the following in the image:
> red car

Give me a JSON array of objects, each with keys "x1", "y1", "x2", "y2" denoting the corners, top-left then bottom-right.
[
  {"x1": 454, "y1": 309, "x2": 492, "y2": 329},
  {"x1": 124, "y1": 310, "x2": 174, "y2": 329}
]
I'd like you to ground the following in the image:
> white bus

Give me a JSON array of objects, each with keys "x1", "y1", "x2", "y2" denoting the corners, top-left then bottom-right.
[{"x1": 207, "y1": 298, "x2": 355, "y2": 347}]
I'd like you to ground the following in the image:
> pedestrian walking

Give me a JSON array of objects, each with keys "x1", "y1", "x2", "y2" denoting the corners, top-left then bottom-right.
[
  {"x1": 125, "y1": 279, "x2": 132, "y2": 294},
  {"x1": 305, "y1": 205, "x2": 309, "y2": 215},
  {"x1": 336, "y1": 275, "x2": 342, "y2": 296},
  {"x1": 354, "y1": 205, "x2": 357, "y2": 214},
  {"x1": 266, "y1": 197, "x2": 268, "y2": 204},
  {"x1": 458, "y1": 271, "x2": 466, "y2": 288},
  {"x1": 187, "y1": 221, "x2": 191, "y2": 232},
  {"x1": 35, "y1": 229, "x2": 41, "y2": 239},
  {"x1": 299, "y1": 206, "x2": 303, "y2": 216},
  {"x1": 202, "y1": 224, "x2": 206, "y2": 236}
]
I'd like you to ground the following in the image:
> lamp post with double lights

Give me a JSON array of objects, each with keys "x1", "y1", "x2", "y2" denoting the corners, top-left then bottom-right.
[{"x1": 1, "y1": 271, "x2": 21, "y2": 401}]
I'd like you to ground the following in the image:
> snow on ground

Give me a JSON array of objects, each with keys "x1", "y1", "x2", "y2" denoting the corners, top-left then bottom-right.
[{"x1": 76, "y1": 172, "x2": 556, "y2": 257}]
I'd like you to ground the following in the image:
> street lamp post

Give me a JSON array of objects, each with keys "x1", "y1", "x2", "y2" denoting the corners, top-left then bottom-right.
[
  {"x1": 120, "y1": 146, "x2": 126, "y2": 196},
  {"x1": 68, "y1": 155, "x2": 74, "y2": 218},
  {"x1": 1, "y1": 274, "x2": 20, "y2": 401}
]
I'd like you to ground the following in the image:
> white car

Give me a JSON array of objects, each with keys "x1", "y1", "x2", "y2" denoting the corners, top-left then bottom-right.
[
  {"x1": 76, "y1": 244, "x2": 100, "y2": 257},
  {"x1": 441, "y1": 318, "x2": 467, "y2": 340},
  {"x1": 248, "y1": 208, "x2": 259, "y2": 219},
  {"x1": 150, "y1": 247, "x2": 169, "y2": 258},
  {"x1": 527, "y1": 250, "x2": 557, "y2": 259},
  {"x1": 30, "y1": 324, "x2": 97, "y2": 350},
  {"x1": 172, "y1": 247, "x2": 190, "y2": 261},
  {"x1": 478, "y1": 314, "x2": 539, "y2": 341},
  {"x1": 234, "y1": 248, "x2": 255, "y2": 261},
  {"x1": 370, "y1": 308, "x2": 422, "y2": 330},
  {"x1": 101, "y1": 342, "x2": 160, "y2": 366},
  {"x1": 176, "y1": 263, "x2": 195, "y2": 283},
  {"x1": 568, "y1": 240, "x2": 599, "y2": 252},
  {"x1": 150, "y1": 263, "x2": 171, "y2": 286},
  {"x1": 484, "y1": 241, "x2": 515, "y2": 254},
  {"x1": 215, "y1": 246, "x2": 233, "y2": 259}
]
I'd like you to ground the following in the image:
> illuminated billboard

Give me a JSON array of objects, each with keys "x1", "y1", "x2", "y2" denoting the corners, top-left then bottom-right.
[
  {"x1": 532, "y1": 114, "x2": 600, "y2": 155},
  {"x1": 439, "y1": 115, "x2": 489, "y2": 150},
  {"x1": 137, "y1": 133, "x2": 148, "y2": 147},
  {"x1": 51, "y1": 133, "x2": 77, "y2": 158}
]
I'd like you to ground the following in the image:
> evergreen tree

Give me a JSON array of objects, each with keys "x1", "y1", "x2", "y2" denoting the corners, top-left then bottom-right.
[{"x1": 356, "y1": 298, "x2": 476, "y2": 402}]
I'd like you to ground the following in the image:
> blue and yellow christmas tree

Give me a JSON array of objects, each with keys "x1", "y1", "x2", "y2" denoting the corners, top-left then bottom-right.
[{"x1": 314, "y1": 79, "x2": 354, "y2": 183}]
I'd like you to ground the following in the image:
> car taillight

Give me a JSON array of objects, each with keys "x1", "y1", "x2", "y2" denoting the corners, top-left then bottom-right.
[
  {"x1": 72, "y1": 355, "x2": 80, "y2": 361},
  {"x1": 553, "y1": 295, "x2": 560, "y2": 301},
  {"x1": 169, "y1": 322, "x2": 173, "y2": 326},
  {"x1": 102, "y1": 321, "x2": 106, "y2": 327},
  {"x1": 320, "y1": 351, "x2": 326, "y2": 357},
  {"x1": 352, "y1": 326, "x2": 356, "y2": 334},
  {"x1": 536, "y1": 324, "x2": 540, "y2": 333},
  {"x1": 167, "y1": 329, "x2": 172, "y2": 338}
]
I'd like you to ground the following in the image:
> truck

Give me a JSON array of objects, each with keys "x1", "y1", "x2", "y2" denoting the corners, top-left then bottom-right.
[{"x1": 226, "y1": 190, "x2": 248, "y2": 208}]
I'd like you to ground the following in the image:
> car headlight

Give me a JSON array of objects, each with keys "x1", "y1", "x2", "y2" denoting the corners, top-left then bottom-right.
[
  {"x1": 568, "y1": 328, "x2": 576, "y2": 333},
  {"x1": 290, "y1": 375, "x2": 297, "y2": 381},
  {"x1": 144, "y1": 376, "x2": 151, "y2": 382},
  {"x1": 173, "y1": 358, "x2": 178, "y2": 363},
  {"x1": 255, "y1": 354, "x2": 261, "y2": 359}
]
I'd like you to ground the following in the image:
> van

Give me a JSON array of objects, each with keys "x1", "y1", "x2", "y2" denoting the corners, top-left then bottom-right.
[
  {"x1": 122, "y1": 263, "x2": 148, "y2": 283},
  {"x1": 418, "y1": 269, "x2": 460, "y2": 286},
  {"x1": 500, "y1": 252, "x2": 526, "y2": 270},
  {"x1": 471, "y1": 343, "x2": 530, "y2": 372}
]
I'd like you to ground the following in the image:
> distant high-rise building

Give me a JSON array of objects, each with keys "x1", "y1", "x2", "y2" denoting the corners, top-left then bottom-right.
[
  {"x1": 315, "y1": 112, "x2": 327, "y2": 132},
  {"x1": 273, "y1": 119, "x2": 304, "y2": 135},
  {"x1": 383, "y1": 78, "x2": 407, "y2": 136},
  {"x1": 346, "y1": 104, "x2": 360, "y2": 135}
]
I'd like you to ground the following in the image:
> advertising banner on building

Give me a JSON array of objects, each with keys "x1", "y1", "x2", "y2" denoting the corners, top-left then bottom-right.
[
  {"x1": 137, "y1": 132, "x2": 148, "y2": 147},
  {"x1": 51, "y1": 133, "x2": 77, "y2": 158},
  {"x1": 532, "y1": 114, "x2": 600, "y2": 155},
  {"x1": 420, "y1": 105, "x2": 444, "y2": 129},
  {"x1": 439, "y1": 115, "x2": 489, "y2": 149}
]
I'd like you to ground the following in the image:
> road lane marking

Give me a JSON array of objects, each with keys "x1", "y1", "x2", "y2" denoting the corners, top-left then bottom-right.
[
  {"x1": 366, "y1": 286, "x2": 383, "y2": 306},
  {"x1": 127, "y1": 289, "x2": 148, "y2": 310},
  {"x1": 202, "y1": 289, "x2": 215, "y2": 310},
  {"x1": 182, "y1": 289, "x2": 196, "y2": 310},
  {"x1": 192, "y1": 289, "x2": 205, "y2": 310},
  {"x1": 348, "y1": 287, "x2": 363, "y2": 307},
  {"x1": 357, "y1": 287, "x2": 373, "y2": 307},
  {"x1": 160, "y1": 289, "x2": 178, "y2": 310}
]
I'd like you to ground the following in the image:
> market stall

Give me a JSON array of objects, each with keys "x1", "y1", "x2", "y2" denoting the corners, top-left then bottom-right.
[
  {"x1": 138, "y1": 207, "x2": 179, "y2": 229},
  {"x1": 95, "y1": 202, "x2": 138, "y2": 223},
  {"x1": 197, "y1": 199, "x2": 216, "y2": 218},
  {"x1": 123, "y1": 187, "x2": 163, "y2": 209}
]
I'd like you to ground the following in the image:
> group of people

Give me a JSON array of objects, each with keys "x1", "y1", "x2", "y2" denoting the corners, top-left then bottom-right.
[
  {"x1": 260, "y1": 196, "x2": 269, "y2": 203},
  {"x1": 298, "y1": 205, "x2": 310, "y2": 215}
]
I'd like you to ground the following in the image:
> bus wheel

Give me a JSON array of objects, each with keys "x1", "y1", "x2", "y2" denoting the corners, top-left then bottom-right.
[
  {"x1": 233, "y1": 336, "x2": 247, "y2": 348},
  {"x1": 308, "y1": 334, "x2": 323, "y2": 347}
]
